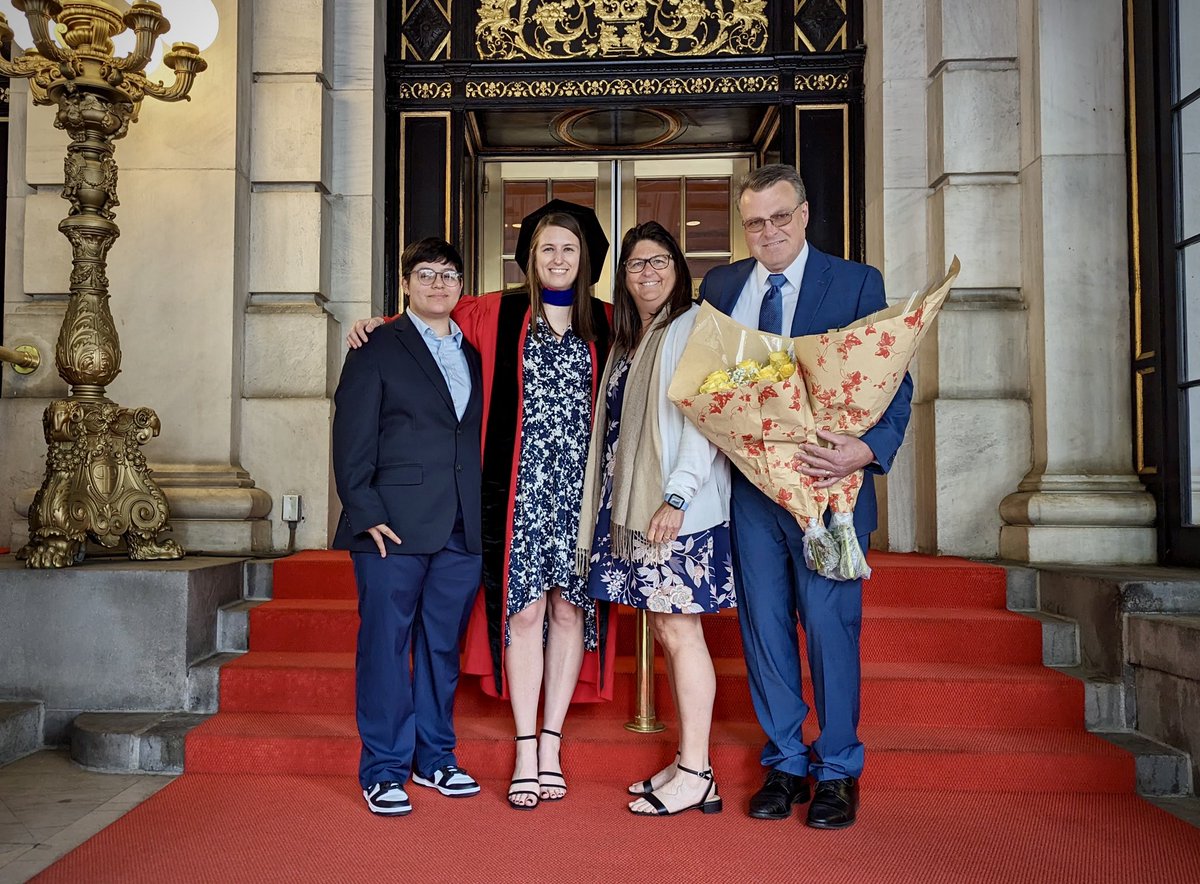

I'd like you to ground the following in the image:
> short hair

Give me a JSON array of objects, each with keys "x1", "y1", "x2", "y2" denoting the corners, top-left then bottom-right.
[
  {"x1": 611, "y1": 221, "x2": 693, "y2": 352},
  {"x1": 401, "y1": 237, "x2": 463, "y2": 277},
  {"x1": 736, "y1": 164, "x2": 807, "y2": 207}
]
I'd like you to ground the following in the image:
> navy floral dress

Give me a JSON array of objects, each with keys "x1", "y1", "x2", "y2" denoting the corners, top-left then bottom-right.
[
  {"x1": 506, "y1": 317, "x2": 598, "y2": 648},
  {"x1": 586, "y1": 355, "x2": 736, "y2": 614}
]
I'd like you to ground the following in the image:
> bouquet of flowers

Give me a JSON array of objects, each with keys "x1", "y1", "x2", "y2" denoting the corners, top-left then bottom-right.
[{"x1": 668, "y1": 258, "x2": 960, "y2": 581}]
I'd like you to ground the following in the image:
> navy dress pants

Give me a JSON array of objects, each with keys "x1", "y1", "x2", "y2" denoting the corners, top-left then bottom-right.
[
  {"x1": 351, "y1": 512, "x2": 481, "y2": 789},
  {"x1": 730, "y1": 474, "x2": 866, "y2": 782}
]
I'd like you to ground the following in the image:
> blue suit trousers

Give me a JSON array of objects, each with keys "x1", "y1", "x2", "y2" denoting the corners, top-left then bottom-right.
[
  {"x1": 351, "y1": 512, "x2": 481, "y2": 789},
  {"x1": 730, "y1": 473, "x2": 866, "y2": 781}
]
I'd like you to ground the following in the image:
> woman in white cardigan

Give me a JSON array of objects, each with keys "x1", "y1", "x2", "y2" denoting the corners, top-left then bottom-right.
[{"x1": 577, "y1": 221, "x2": 733, "y2": 817}]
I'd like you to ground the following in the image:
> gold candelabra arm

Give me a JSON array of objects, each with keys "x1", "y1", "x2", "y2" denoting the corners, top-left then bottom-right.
[
  {"x1": 0, "y1": 344, "x2": 42, "y2": 375},
  {"x1": 114, "y1": 2, "x2": 170, "y2": 73},
  {"x1": 140, "y1": 42, "x2": 207, "y2": 102},
  {"x1": 10, "y1": 1, "x2": 69, "y2": 65}
]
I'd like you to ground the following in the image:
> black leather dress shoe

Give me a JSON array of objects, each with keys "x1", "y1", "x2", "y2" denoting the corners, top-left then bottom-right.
[
  {"x1": 806, "y1": 777, "x2": 859, "y2": 829},
  {"x1": 748, "y1": 769, "x2": 811, "y2": 819}
]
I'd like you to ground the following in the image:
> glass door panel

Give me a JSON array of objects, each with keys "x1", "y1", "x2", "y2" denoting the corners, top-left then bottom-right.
[
  {"x1": 481, "y1": 161, "x2": 613, "y2": 297},
  {"x1": 481, "y1": 156, "x2": 750, "y2": 303}
]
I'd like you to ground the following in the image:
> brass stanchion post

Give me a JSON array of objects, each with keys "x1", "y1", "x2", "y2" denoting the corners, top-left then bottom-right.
[{"x1": 624, "y1": 609, "x2": 665, "y2": 734}]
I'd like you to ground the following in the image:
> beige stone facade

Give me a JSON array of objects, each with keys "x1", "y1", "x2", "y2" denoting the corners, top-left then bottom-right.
[{"x1": 0, "y1": 0, "x2": 1156, "y2": 565}]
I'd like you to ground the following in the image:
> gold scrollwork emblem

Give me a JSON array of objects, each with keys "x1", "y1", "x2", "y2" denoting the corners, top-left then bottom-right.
[
  {"x1": 795, "y1": 72, "x2": 849, "y2": 91},
  {"x1": 466, "y1": 74, "x2": 778, "y2": 100},
  {"x1": 475, "y1": 0, "x2": 768, "y2": 60},
  {"x1": 398, "y1": 81, "x2": 453, "y2": 101}
]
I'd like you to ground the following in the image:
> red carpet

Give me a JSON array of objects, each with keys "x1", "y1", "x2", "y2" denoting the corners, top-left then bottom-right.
[{"x1": 36, "y1": 551, "x2": 1200, "y2": 882}]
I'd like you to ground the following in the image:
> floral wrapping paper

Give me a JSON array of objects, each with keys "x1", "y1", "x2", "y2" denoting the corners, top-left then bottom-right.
[
  {"x1": 796, "y1": 256, "x2": 960, "y2": 514},
  {"x1": 668, "y1": 258, "x2": 960, "y2": 546},
  {"x1": 667, "y1": 305, "x2": 830, "y2": 526}
]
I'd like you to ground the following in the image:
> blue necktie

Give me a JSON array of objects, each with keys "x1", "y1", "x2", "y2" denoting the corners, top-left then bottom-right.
[{"x1": 758, "y1": 273, "x2": 788, "y2": 334}]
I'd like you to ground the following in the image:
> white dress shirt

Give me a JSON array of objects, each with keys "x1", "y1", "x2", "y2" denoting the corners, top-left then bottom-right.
[{"x1": 730, "y1": 242, "x2": 810, "y2": 334}]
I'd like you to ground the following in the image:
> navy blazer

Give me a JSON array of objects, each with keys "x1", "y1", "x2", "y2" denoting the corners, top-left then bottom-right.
[
  {"x1": 331, "y1": 313, "x2": 484, "y2": 556},
  {"x1": 698, "y1": 246, "x2": 913, "y2": 535}
]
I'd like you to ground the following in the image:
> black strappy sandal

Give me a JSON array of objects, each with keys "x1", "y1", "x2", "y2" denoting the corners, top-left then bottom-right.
[
  {"x1": 508, "y1": 734, "x2": 539, "y2": 811},
  {"x1": 629, "y1": 765, "x2": 723, "y2": 817},
  {"x1": 628, "y1": 751, "x2": 680, "y2": 796},
  {"x1": 538, "y1": 728, "x2": 568, "y2": 801}
]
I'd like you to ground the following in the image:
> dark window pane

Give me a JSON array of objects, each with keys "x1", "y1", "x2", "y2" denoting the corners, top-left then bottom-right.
[
  {"x1": 503, "y1": 181, "x2": 548, "y2": 254},
  {"x1": 503, "y1": 258, "x2": 525, "y2": 287},
  {"x1": 1179, "y1": 0, "x2": 1200, "y2": 100},
  {"x1": 684, "y1": 178, "x2": 731, "y2": 252},
  {"x1": 1185, "y1": 386, "x2": 1200, "y2": 525},
  {"x1": 1178, "y1": 101, "x2": 1200, "y2": 243},
  {"x1": 636, "y1": 179, "x2": 681, "y2": 241},
  {"x1": 551, "y1": 180, "x2": 596, "y2": 209},
  {"x1": 1183, "y1": 242, "x2": 1200, "y2": 382},
  {"x1": 686, "y1": 256, "x2": 730, "y2": 293}
]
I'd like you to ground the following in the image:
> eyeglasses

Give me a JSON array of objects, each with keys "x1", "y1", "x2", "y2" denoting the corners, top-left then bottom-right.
[
  {"x1": 741, "y1": 205, "x2": 802, "y2": 233},
  {"x1": 412, "y1": 269, "x2": 464, "y2": 286},
  {"x1": 624, "y1": 254, "x2": 672, "y2": 273}
]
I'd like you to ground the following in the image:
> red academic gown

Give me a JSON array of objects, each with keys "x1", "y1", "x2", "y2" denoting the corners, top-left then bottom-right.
[{"x1": 410, "y1": 290, "x2": 617, "y2": 703}]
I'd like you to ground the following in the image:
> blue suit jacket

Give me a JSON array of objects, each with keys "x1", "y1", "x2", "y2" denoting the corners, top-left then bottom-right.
[
  {"x1": 697, "y1": 246, "x2": 912, "y2": 536},
  {"x1": 331, "y1": 313, "x2": 484, "y2": 556}
]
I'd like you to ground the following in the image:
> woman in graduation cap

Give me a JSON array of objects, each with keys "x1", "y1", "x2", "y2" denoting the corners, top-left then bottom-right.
[{"x1": 347, "y1": 200, "x2": 615, "y2": 811}]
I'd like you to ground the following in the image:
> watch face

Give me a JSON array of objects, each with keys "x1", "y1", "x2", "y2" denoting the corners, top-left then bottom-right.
[{"x1": 666, "y1": 494, "x2": 685, "y2": 509}]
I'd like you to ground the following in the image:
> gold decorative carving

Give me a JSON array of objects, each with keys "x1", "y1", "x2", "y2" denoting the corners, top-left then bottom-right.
[
  {"x1": 466, "y1": 74, "x2": 778, "y2": 100},
  {"x1": 475, "y1": 0, "x2": 768, "y2": 60},
  {"x1": 0, "y1": 2, "x2": 204, "y2": 567},
  {"x1": 398, "y1": 81, "x2": 453, "y2": 100},
  {"x1": 795, "y1": 72, "x2": 849, "y2": 91}
]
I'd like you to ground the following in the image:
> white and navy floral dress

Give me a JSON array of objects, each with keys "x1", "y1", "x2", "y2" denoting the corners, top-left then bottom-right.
[
  {"x1": 586, "y1": 355, "x2": 736, "y2": 614},
  {"x1": 506, "y1": 317, "x2": 599, "y2": 648}
]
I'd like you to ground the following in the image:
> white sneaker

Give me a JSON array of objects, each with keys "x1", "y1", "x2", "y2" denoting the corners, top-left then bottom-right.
[
  {"x1": 363, "y1": 781, "x2": 412, "y2": 815},
  {"x1": 412, "y1": 764, "x2": 481, "y2": 797}
]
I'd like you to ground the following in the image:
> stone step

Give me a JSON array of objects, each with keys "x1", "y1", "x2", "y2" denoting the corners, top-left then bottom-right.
[
  {"x1": 0, "y1": 701, "x2": 42, "y2": 766},
  {"x1": 1095, "y1": 730, "x2": 1194, "y2": 797},
  {"x1": 187, "y1": 651, "x2": 244, "y2": 714},
  {"x1": 216, "y1": 599, "x2": 269, "y2": 653},
  {"x1": 70, "y1": 711, "x2": 210, "y2": 774}
]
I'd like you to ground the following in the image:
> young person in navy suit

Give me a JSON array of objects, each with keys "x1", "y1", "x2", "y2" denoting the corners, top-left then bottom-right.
[
  {"x1": 331, "y1": 238, "x2": 484, "y2": 816},
  {"x1": 698, "y1": 165, "x2": 912, "y2": 829}
]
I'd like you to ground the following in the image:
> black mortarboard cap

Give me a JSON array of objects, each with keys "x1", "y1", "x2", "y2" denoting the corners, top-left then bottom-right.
[{"x1": 514, "y1": 199, "x2": 609, "y2": 285}]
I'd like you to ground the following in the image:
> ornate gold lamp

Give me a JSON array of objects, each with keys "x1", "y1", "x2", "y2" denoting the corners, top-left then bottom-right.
[{"x1": 0, "y1": 1, "x2": 206, "y2": 567}]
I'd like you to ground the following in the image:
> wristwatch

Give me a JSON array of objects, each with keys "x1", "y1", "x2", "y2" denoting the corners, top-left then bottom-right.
[{"x1": 664, "y1": 493, "x2": 689, "y2": 512}]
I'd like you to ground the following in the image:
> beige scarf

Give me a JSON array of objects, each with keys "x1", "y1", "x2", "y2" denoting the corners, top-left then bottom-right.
[{"x1": 575, "y1": 315, "x2": 672, "y2": 577}]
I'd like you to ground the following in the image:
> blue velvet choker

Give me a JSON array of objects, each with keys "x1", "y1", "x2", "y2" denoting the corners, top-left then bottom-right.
[{"x1": 541, "y1": 287, "x2": 575, "y2": 307}]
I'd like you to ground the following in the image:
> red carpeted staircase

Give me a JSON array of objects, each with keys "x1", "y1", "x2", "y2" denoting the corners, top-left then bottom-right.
[
  {"x1": 39, "y1": 550, "x2": 1200, "y2": 884},
  {"x1": 184, "y1": 550, "x2": 1133, "y2": 794}
]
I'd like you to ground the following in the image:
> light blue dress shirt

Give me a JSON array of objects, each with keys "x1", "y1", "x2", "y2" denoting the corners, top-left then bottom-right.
[{"x1": 406, "y1": 311, "x2": 472, "y2": 421}]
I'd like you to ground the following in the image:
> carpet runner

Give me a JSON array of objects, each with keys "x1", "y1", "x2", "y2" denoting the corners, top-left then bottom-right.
[{"x1": 35, "y1": 551, "x2": 1200, "y2": 883}]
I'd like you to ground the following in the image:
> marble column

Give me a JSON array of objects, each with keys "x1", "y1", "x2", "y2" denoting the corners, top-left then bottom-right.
[
  {"x1": 913, "y1": 0, "x2": 1033, "y2": 558},
  {"x1": 998, "y1": 0, "x2": 1156, "y2": 564},
  {"x1": 864, "y1": 0, "x2": 931, "y2": 551}
]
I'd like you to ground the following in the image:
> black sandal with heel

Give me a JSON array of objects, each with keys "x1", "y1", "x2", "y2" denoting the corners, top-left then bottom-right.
[
  {"x1": 538, "y1": 728, "x2": 568, "y2": 801},
  {"x1": 507, "y1": 734, "x2": 539, "y2": 811},
  {"x1": 628, "y1": 751, "x2": 680, "y2": 796},
  {"x1": 630, "y1": 765, "x2": 723, "y2": 817}
]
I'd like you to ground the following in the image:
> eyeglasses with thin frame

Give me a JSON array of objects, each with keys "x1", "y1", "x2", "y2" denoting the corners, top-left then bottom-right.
[
  {"x1": 741, "y1": 205, "x2": 802, "y2": 233},
  {"x1": 411, "y1": 268, "x2": 464, "y2": 287},
  {"x1": 624, "y1": 254, "x2": 673, "y2": 273}
]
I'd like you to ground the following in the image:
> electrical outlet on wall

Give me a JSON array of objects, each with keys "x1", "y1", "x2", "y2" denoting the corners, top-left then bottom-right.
[{"x1": 282, "y1": 494, "x2": 302, "y2": 522}]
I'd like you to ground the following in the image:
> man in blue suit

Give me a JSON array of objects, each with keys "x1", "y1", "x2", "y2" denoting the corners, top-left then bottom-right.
[
  {"x1": 332, "y1": 238, "x2": 484, "y2": 816},
  {"x1": 699, "y1": 165, "x2": 912, "y2": 829}
]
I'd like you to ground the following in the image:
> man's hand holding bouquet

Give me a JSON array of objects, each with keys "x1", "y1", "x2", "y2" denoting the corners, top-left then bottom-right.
[{"x1": 669, "y1": 258, "x2": 960, "y2": 581}]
